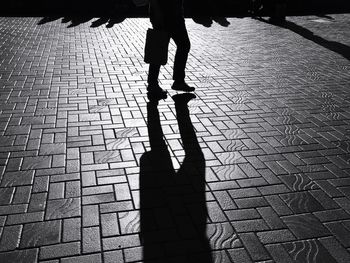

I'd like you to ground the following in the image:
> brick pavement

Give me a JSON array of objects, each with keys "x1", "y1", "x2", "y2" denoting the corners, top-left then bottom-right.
[{"x1": 0, "y1": 14, "x2": 350, "y2": 262}]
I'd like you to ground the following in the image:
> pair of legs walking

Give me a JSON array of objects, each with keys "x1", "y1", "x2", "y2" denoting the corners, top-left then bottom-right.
[{"x1": 147, "y1": 21, "x2": 194, "y2": 98}]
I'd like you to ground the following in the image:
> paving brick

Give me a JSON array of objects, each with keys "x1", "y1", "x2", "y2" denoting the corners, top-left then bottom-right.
[
  {"x1": 212, "y1": 165, "x2": 247, "y2": 181},
  {"x1": 103, "y1": 234, "x2": 140, "y2": 250},
  {"x1": 48, "y1": 182, "x2": 65, "y2": 199},
  {"x1": 39, "y1": 143, "x2": 66, "y2": 155},
  {"x1": 237, "y1": 177, "x2": 268, "y2": 188},
  {"x1": 257, "y1": 229, "x2": 295, "y2": 244},
  {"x1": 32, "y1": 176, "x2": 49, "y2": 193},
  {"x1": 314, "y1": 208, "x2": 350, "y2": 222},
  {"x1": 51, "y1": 173, "x2": 80, "y2": 184},
  {"x1": 0, "y1": 187, "x2": 15, "y2": 205},
  {"x1": 82, "y1": 205, "x2": 99, "y2": 227},
  {"x1": 264, "y1": 161, "x2": 289, "y2": 175},
  {"x1": 213, "y1": 191, "x2": 237, "y2": 210},
  {"x1": 39, "y1": 242, "x2": 81, "y2": 260},
  {"x1": 246, "y1": 156, "x2": 266, "y2": 169},
  {"x1": 82, "y1": 193, "x2": 115, "y2": 205},
  {"x1": 206, "y1": 201, "x2": 227, "y2": 222},
  {"x1": 316, "y1": 180, "x2": 344, "y2": 197},
  {"x1": 100, "y1": 201, "x2": 134, "y2": 214},
  {"x1": 81, "y1": 171, "x2": 97, "y2": 187},
  {"x1": 22, "y1": 156, "x2": 52, "y2": 170},
  {"x1": 209, "y1": 181, "x2": 239, "y2": 191},
  {"x1": 65, "y1": 181, "x2": 81, "y2": 198},
  {"x1": 0, "y1": 248, "x2": 38, "y2": 263},
  {"x1": 320, "y1": 236, "x2": 350, "y2": 263},
  {"x1": 62, "y1": 217, "x2": 81, "y2": 243},
  {"x1": 207, "y1": 222, "x2": 242, "y2": 249},
  {"x1": 280, "y1": 191, "x2": 324, "y2": 213},
  {"x1": 119, "y1": 211, "x2": 140, "y2": 234},
  {"x1": 231, "y1": 219, "x2": 269, "y2": 232},
  {"x1": 226, "y1": 209, "x2": 260, "y2": 221},
  {"x1": 52, "y1": 154, "x2": 66, "y2": 168},
  {"x1": 83, "y1": 186, "x2": 113, "y2": 197},
  {"x1": 228, "y1": 187, "x2": 261, "y2": 199},
  {"x1": 114, "y1": 183, "x2": 132, "y2": 201},
  {"x1": 334, "y1": 197, "x2": 350, "y2": 214},
  {"x1": 282, "y1": 213, "x2": 330, "y2": 239},
  {"x1": 258, "y1": 184, "x2": 290, "y2": 195},
  {"x1": 235, "y1": 197, "x2": 268, "y2": 209},
  {"x1": 283, "y1": 239, "x2": 338, "y2": 263},
  {"x1": 20, "y1": 220, "x2": 61, "y2": 248},
  {"x1": 6, "y1": 211, "x2": 44, "y2": 225},
  {"x1": 265, "y1": 244, "x2": 294, "y2": 263},
  {"x1": 61, "y1": 254, "x2": 102, "y2": 263},
  {"x1": 257, "y1": 207, "x2": 285, "y2": 229},
  {"x1": 83, "y1": 226, "x2": 101, "y2": 253},
  {"x1": 103, "y1": 250, "x2": 124, "y2": 263},
  {"x1": 46, "y1": 198, "x2": 81, "y2": 220},
  {"x1": 66, "y1": 159, "x2": 80, "y2": 173},
  {"x1": 0, "y1": 204, "x2": 27, "y2": 216},
  {"x1": 124, "y1": 246, "x2": 143, "y2": 262},
  {"x1": 227, "y1": 248, "x2": 253, "y2": 263},
  {"x1": 36, "y1": 168, "x2": 66, "y2": 177},
  {"x1": 0, "y1": 225, "x2": 22, "y2": 251},
  {"x1": 101, "y1": 213, "x2": 120, "y2": 237},
  {"x1": 239, "y1": 233, "x2": 270, "y2": 261},
  {"x1": 1, "y1": 170, "x2": 34, "y2": 187},
  {"x1": 325, "y1": 222, "x2": 350, "y2": 247},
  {"x1": 310, "y1": 189, "x2": 340, "y2": 209}
]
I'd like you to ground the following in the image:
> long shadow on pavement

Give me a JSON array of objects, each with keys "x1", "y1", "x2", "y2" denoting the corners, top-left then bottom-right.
[
  {"x1": 258, "y1": 17, "x2": 350, "y2": 61},
  {"x1": 139, "y1": 94, "x2": 213, "y2": 262},
  {"x1": 37, "y1": 15, "x2": 126, "y2": 28}
]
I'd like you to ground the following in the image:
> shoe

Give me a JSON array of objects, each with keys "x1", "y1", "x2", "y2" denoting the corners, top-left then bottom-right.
[
  {"x1": 171, "y1": 81, "x2": 195, "y2": 92},
  {"x1": 147, "y1": 84, "x2": 168, "y2": 101}
]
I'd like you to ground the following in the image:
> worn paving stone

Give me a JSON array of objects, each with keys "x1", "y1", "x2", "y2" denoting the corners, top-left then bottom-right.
[
  {"x1": 283, "y1": 239, "x2": 338, "y2": 263},
  {"x1": 20, "y1": 220, "x2": 61, "y2": 248},
  {"x1": 45, "y1": 198, "x2": 81, "y2": 220},
  {"x1": 280, "y1": 191, "x2": 324, "y2": 213},
  {"x1": 1, "y1": 14, "x2": 350, "y2": 262},
  {"x1": 282, "y1": 213, "x2": 331, "y2": 239},
  {"x1": 0, "y1": 248, "x2": 38, "y2": 263}
]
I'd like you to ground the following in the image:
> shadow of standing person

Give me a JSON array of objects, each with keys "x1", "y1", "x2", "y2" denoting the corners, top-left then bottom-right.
[{"x1": 140, "y1": 94, "x2": 213, "y2": 262}]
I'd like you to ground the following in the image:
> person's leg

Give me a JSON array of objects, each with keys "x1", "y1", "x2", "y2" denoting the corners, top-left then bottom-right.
[
  {"x1": 147, "y1": 63, "x2": 167, "y2": 100},
  {"x1": 172, "y1": 22, "x2": 190, "y2": 83},
  {"x1": 146, "y1": 7, "x2": 167, "y2": 99},
  {"x1": 147, "y1": 64, "x2": 161, "y2": 88},
  {"x1": 170, "y1": 22, "x2": 195, "y2": 92}
]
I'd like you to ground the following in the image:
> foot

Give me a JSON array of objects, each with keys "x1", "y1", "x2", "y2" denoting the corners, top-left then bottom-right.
[
  {"x1": 147, "y1": 84, "x2": 168, "y2": 101},
  {"x1": 171, "y1": 81, "x2": 195, "y2": 92}
]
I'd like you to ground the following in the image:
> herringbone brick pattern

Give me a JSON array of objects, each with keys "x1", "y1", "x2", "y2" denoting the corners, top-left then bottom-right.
[{"x1": 0, "y1": 14, "x2": 350, "y2": 262}]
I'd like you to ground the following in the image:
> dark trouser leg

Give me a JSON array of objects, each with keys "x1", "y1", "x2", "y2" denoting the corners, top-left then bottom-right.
[
  {"x1": 147, "y1": 17, "x2": 162, "y2": 89},
  {"x1": 171, "y1": 22, "x2": 191, "y2": 82},
  {"x1": 147, "y1": 64, "x2": 161, "y2": 88}
]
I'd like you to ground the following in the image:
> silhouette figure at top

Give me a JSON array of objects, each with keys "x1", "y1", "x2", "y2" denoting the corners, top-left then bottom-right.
[
  {"x1": 147, "y1": 0, "x2": 195, "y2": 100},
  {"x1": 140, "y1": 94, "x2": 213, "y2": 262}
]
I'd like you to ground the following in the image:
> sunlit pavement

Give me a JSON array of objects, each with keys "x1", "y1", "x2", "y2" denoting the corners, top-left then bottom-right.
[{"x1": 0, "y1": 14, "x2": 350, "y2": 262}]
